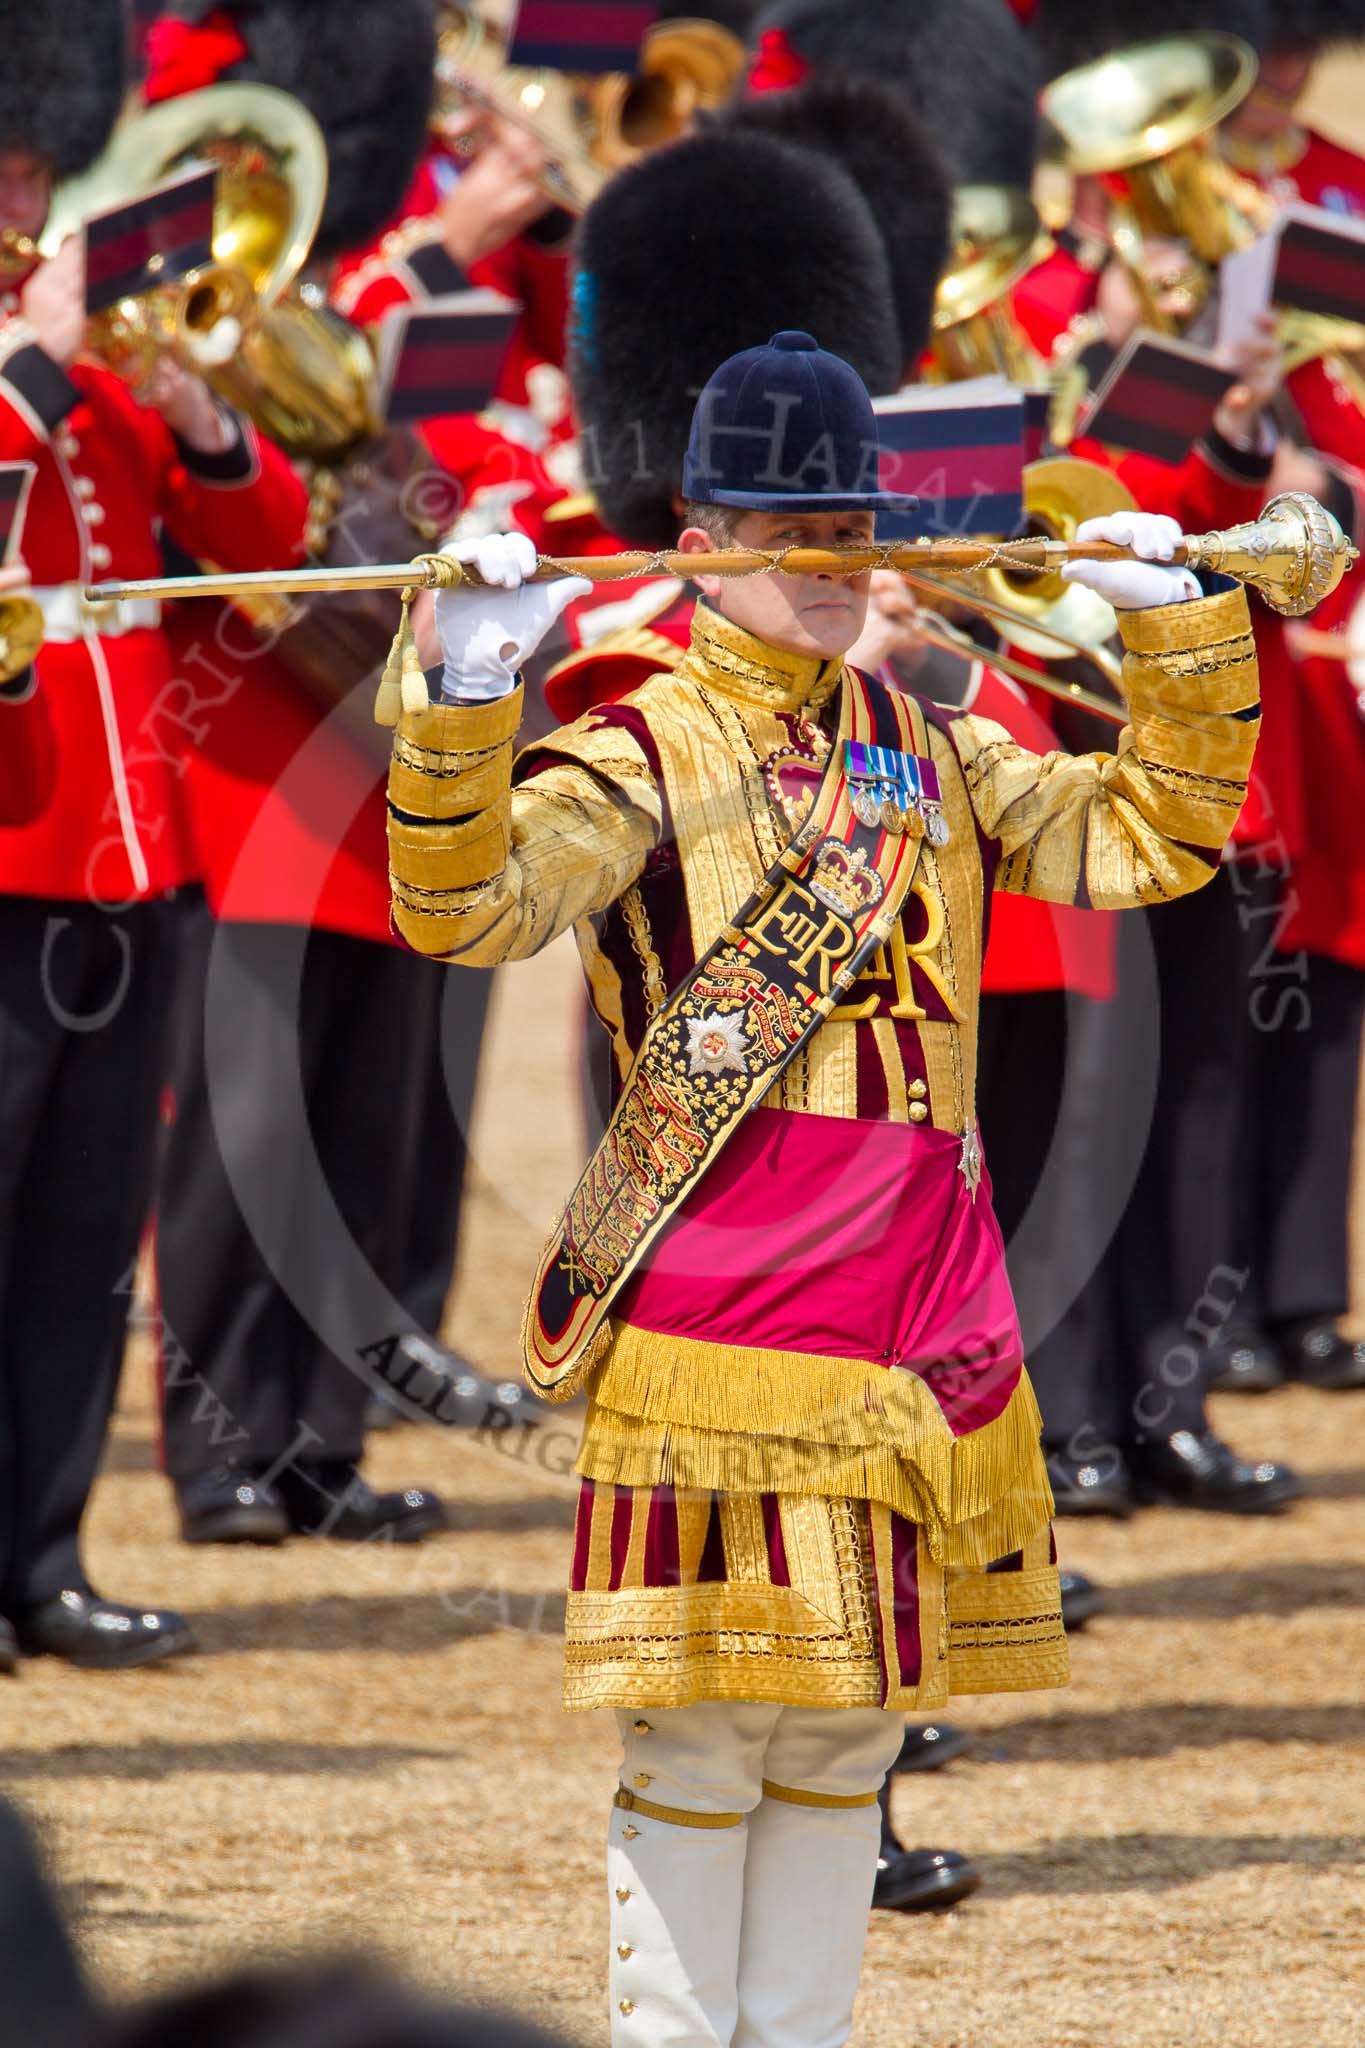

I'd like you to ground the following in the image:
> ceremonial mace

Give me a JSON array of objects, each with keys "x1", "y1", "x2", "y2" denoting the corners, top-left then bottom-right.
[{"x1": 87, "y1": 492, "x2": 1356, "y2": 720}]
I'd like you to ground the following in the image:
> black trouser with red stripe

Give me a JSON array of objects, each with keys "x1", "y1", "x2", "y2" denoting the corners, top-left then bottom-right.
[
  {"x1": 0, "y1": 894, "x2": 177, "y2": 1611},
  {"x1": 155, "y1": 893, "x2": 490, "y2": 1482}
]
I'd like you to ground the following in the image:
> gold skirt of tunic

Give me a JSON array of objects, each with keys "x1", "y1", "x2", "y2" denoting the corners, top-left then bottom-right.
[{"x1": 562, "y1": 1480, "x2": 1069, "y2": 1714}]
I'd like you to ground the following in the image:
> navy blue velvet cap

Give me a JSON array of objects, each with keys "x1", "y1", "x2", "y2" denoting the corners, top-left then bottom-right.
[{"x1": 681, "y1": 330, "x2": 916, "y2": 515}]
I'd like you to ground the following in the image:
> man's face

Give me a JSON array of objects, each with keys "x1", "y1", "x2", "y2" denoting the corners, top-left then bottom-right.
[
  {"x1": 678, "y1": 507, "x2": 875, "y2": 661},
  {"x1": 0, "y1": 148, "x2": 51, "y2": 240}
]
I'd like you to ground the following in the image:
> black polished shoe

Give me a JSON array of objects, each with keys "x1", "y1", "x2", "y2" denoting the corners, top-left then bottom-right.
[
  {"x1": 893, "y1": 1721, "x2": 972, "y2": 1774},
  {"x1": 177, "y1": 1465, "x2": 289, "y2": 1545},
  {"x1": 1281, "y1": 1319, "x2": 1365, "y2": 1392},
  {"x1": 1132, "y1": 1428, "x2": 1302, "y2": 1514},
  {"x1": 278, "y1": 1463, "x2": 448, "y2": 1542},
  {"x1": 12, "y1": 1590, "x2": 198, "y2": 1670},
  {"x1": 1046, "y1": 1447, "x2": 1134, "y2": 1518},
  {"x1": 0, "y1": 1615, "x2": 15, "y2": 1675},
  {"x1": 1203, "y1": 1326, "x2": 1286, "y2": 1394},
  {"x1": 1059, "y1": 1570, "x2": 1104, "y2": 1632},
  {"x1": 388, "y1": 1333, "x2": 544, "y2": 1430},
  {"x1": 874, "y1": 1824, "x2": 982, "y2": 1915}
]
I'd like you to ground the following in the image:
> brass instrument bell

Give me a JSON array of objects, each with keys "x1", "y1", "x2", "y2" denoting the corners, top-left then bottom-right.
[
  {"x1": 1039, "y1": 32, "x2": 1259, "y2": 268},
  {"x1": 930, "y1": 186, "x2": 1051, "y2": 384},
  {"x1": 42, "y1": 83, "x2": 376, "y2": 459},
  {"x1": 432, "y1": 6, "x2": 747, "y2": 213}
]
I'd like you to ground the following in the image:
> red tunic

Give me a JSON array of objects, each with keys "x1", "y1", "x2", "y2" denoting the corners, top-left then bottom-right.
[
  {"x1": 0, "y1": 329, "x2": 308, "y2": 905},
  {"x1": 185, "y1": 201, "x2": 578, "y2": 941},
  {"x1": 1219, "y1": 127, "x2": 1365, "y2": 954}
]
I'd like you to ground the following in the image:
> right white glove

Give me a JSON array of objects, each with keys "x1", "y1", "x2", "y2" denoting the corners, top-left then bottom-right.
[
  {"x1": 435, "y1": 532, "x2": 591, "y2": 702},
  {"x1": 1060, "y1": 513, "x2": 1202, "y2": 610}
]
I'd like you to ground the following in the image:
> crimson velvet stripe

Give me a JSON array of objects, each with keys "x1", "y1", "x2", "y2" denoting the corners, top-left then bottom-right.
[
  {"x1": 761, "y1": 1495, "x2": 790, "y2": 1587},
  {"x1": 643, "y1": 1486, "x2": 682, "y2": 1586},
  {"x1": 607, "y1": 1485, "x2": 635, "y2": 1590},
  {"x1": 697, "y1": 1498, "x2": 726, "y2": 1582},
  {"x1": 889, "y1": 1515, "x2": 923, "y2": 1687},
  {"x1": 570, "y1": 1479, "x2": 595, "y2": 1592}
]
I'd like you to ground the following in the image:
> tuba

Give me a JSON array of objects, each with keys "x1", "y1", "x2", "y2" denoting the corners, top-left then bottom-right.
[
  {"x1": 433, "y1": 5, "x2": 747, "y2": 212},
  {"x1": 929, "y1": 186, "x2": 1053, "y2": 386},
  {"x1": 1040, "y1": 34, "x2": 1365, "y2": 408},
  {"x1": 1039, "y1": 31, "x2": 1260, "y2": 310},
  {"x1": 42, "y1": 83, "x2": 377, "y2": 460}
]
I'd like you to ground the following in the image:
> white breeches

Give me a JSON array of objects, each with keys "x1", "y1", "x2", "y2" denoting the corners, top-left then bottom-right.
[{"x1": 607, "y1": 1700, "x2": 903, "y2": 2048}]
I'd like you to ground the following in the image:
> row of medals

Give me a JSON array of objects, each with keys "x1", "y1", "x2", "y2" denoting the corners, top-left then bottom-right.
[{"x1": 851, "y1": 783, "x2": 951, "y2": 848}]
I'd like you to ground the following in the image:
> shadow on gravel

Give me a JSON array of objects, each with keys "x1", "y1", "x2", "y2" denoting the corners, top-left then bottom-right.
[
  {"x1": 975, "y1": 1830, "x2": 1364, "y2": 1896},
  {"x1": 185, "y1": 1586, "x2": 569, "y2": 1654},
  {"x1": 1098, "y1": 1562, "x2": 1363, "y2": 1618},
  {"x1": 975, "y1": 1702, "x2": 1365, "y2": 1763},
  {"x1": 0, "y1": 1741, "x2": 452, "y2": 1781},
  {"x1": 444, "y1": 1496, "x2": 578, "y2": 1533},
  {"x1": 1302, "y1": 1467, "x2": 1365, "y2": 1500}
]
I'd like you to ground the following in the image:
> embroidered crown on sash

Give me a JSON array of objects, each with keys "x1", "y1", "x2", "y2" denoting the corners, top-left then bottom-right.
[{"x1": 808, "y1": 840, "x2": 885, "y2": 918}]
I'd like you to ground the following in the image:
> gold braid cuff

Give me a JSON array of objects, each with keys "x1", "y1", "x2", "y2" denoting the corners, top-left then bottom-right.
[
  {"x1": 613, "y1": 1787, "x2": 745, "y2": 1830},
  {"x1": 388, "y1": 687, "x2": 525, "y2": 933},
  {"x1": 760, "y1": 1780, "x2": 880, "y2": 1810}
]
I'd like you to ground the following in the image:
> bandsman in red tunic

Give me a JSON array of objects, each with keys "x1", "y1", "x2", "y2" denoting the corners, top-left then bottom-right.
[
  {"x1": 0, "y1": 0, "x2": 309, "y2": 1670},
  {"x1": 144, "y1": 0, "x2": 534, "y2": 1554},
  {"x1": 1210, "y1": 0, "x2": 1365, "y2": 1391}
]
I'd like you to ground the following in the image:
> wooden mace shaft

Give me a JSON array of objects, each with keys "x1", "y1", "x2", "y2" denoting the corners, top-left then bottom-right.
[{"x1": 83, "y1": 538, "x2": 1137, "y2": 605}]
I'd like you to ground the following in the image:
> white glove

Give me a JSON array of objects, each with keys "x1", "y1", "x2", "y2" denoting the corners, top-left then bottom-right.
[
  {"x1": 1060, "y1": 513, "x2": 1201, "y2": 610},
  {"x1": 435, "y1": 532, "x2": 591, "y2": 702}
]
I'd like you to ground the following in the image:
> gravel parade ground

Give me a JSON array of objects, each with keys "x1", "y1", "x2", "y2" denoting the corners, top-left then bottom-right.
[{"x1": 3, "y1": 939, "x2": 1361, "y2": 2048}]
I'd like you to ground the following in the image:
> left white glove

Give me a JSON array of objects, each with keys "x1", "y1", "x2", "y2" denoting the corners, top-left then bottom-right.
[
  {"x1": 435, "y1": 532, "x2": 591, "y2": 702},
  {"x1": 1060, "y1": 513, "x2": 1201, "y2": 610}
]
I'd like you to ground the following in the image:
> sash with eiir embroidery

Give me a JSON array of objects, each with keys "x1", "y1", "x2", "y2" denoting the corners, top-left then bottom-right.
[{"x1": 523, "y1": 670, "x2": 933, "y2": 1395}]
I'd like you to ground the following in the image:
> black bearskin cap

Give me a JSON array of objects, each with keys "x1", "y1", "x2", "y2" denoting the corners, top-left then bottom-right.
[
  {"x1": 1267, "y1": 2, "x2": 1365, "y2": 53},
  {"x1": 1032, "y1": 0, "x2": 1272, "y2": 78},
  {"x1": 569, "y1": 128, "x2": 902, "y2": 548},
  {"x1": 0, "y1": 0, "x2": 127, "y2": 180},
  {"x1": 754, "y1": 0, "x2": 1042, "y2": 186},
  {"x1": 167, "y1": 0, "x2": 435, "y2": 256},
  {"x1": 718, "y1": 77, "x2": 952, "y2": 368}
]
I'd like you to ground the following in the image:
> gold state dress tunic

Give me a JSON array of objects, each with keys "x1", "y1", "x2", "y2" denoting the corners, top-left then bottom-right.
[{"x1": 386, "y1": 591, "x2": 1260, "y2": 1714}]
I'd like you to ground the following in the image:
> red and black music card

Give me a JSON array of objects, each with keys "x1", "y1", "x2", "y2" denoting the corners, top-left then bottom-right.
[
  {"x1": 507, "y1": 0, "x2": 660, "y2": 74},
  {"x1": 873, "y1": 377, "x2": 1026, "y2": 539},
  {"x1": 1078, "y1": 332, "x2": 1235, "y2": 465},
  {"x1": 0, "y1": 462, "x2": 35, "y2": 567},
  {"x1": 377, "y1": 290, "x2": 522, "y2": 425},
  {"x1": 1220, "y1": 198, "x2": 1365, "y2": 339},
  {"x1": 82, "y1": 162, "x2": 218, "y2": 315}
]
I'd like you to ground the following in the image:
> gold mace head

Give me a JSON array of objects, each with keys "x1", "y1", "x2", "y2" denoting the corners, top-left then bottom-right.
[{"x1": 1182, "y1": 492, "x2": 1359, "y2": 617}]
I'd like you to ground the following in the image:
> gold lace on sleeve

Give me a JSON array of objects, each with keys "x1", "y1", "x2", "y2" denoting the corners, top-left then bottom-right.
[
  {"x1": 949, "y1": 586, "x2": 1260, "y2": 909},
  {"x1": 387, "y1": 687, "x2": 661, "y2": 962}
]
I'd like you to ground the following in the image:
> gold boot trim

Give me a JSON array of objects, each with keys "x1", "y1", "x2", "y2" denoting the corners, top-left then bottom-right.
[
  {"x1": 613, "y1": 1787, "x2": 744, "y2": 1829},
  {"x1": 760, "y1": 1779, "x2": 879, "y2": 1809}
]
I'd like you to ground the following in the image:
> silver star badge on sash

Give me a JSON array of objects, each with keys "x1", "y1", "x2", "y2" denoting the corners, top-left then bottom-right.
[{"x1": 686, "y1": 1010, "x2": 751, "y2": 1078}]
